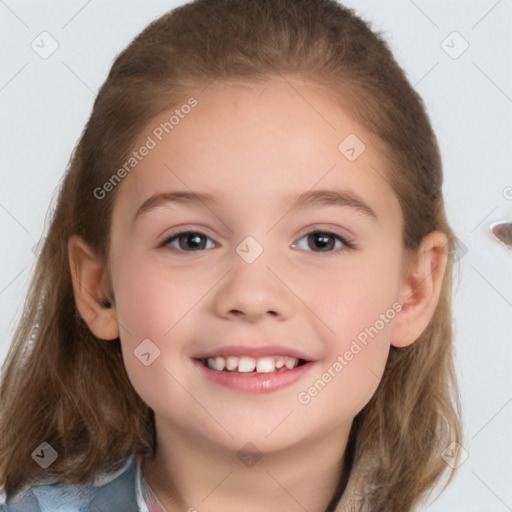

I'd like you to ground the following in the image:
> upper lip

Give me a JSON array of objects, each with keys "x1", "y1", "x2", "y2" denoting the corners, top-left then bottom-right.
[{"x1": 192, "y1": 344, "x2": 315, "y2": 361}]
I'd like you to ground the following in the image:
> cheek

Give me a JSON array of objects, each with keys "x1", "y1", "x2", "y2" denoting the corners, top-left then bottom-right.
[
  {"x1": 297, "y1": 321, "x2": 392, "y2": 418},
  {"x1": 110, "y1": 253, "x2": 209, "y2": 408},
  {"x1": 332, "y1": 340, "x2": 390, "y2": 415},
  {"x1": 111, "y1": 252, "x2": 201, "y2": 340},
  {"x1": 298, "y1": 257, "x2": 400, "y2": 413},
  {"x1": 111, "y1": 265, "x2": 191, "y2": 412},
  {"x1": 310, "y1": 257, "x2": 400, "y2": 342}
]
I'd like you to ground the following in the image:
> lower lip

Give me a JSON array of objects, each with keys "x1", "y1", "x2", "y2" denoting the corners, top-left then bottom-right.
[{"x1": 193, "y1": 359, "x2": 315, "y2": 393}]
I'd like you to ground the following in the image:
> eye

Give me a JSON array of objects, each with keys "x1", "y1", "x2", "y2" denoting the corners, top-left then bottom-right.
[
  {"x1": 292, "y1": 230, "x2": 354, "y2": 253},
  {"x1": 158, "y1": 231, "x2": 215, "y2": 252},
  {"x1": 158, "y1": 229, "x2": 355, "y2": 253}
]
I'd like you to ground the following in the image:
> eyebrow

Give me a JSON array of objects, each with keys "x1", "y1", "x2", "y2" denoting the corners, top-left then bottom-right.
[
  {"x1": 287, "y1": 189, "x2": 377, "y2": 220},
  {"x1": 133, "y1": 188, "x2": 377, "y2": 223}
]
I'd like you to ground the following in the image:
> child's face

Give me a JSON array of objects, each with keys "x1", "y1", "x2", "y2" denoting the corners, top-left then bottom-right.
[{"x1": 108, "y1": 78, "x2": 406, "y2": 453}]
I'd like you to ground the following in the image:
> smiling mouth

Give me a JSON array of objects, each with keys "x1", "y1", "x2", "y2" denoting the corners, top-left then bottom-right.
[{"x1": 198, "y1": 355, "x2": 308, "y2": 373}]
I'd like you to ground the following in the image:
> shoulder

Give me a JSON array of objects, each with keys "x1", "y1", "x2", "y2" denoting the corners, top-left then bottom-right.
[
  {"x1": 334, "y1": 452, "x2": 378, "y2": 512},
  {"x1": 0, "y1": 455, "x2": 143, "y2": 512}
]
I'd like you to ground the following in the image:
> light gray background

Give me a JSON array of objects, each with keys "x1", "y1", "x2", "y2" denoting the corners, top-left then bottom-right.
[{"x1": 1, "y1": 1, "x2": 511, "y2": 510}]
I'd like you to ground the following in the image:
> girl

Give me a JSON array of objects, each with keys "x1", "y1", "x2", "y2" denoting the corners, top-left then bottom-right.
[{"x1": 0, "y1": 0, "x2": 463, "y2": 510}]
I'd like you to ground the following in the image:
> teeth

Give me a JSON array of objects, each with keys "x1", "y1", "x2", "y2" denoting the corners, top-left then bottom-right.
[
  {"x1": 256, "y1": 357, "x2": 275, "y2": 373},
  {"x1": 237, "y1": 357, "x2": 256, "y2": 373},
  {"x1": 205, "y1": 356, "x2": 301, "y2": 373},
  {"x1": 207, "y1": 356, "x2": 225, "y2": 371},
  {"x1": 285, "y1": 358, "x2": 296, "y2": 370},
  {"x1": 225, "y1": 356, "x2": 239, "y2": 371}
]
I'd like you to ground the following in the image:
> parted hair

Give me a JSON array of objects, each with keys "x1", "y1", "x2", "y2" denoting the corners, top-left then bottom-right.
[{"x1": 0, "y1": 1, "x2": 462, "y2": 509}]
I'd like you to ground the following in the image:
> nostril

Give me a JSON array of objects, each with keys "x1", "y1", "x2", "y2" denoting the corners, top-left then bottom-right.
[{"x1": 228, "y1": 310, "x2": 244, "y2": 316}]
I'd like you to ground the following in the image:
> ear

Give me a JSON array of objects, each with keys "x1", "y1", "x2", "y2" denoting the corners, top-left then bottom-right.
[
  {"x1": 68, "y1": 235, "x2": 120, "y2": 340},
  {"x1": 391, "y1": 230, "x2": 449, "y2": 348}
]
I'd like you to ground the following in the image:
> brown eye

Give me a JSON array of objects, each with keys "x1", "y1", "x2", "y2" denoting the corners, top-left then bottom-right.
[
  {"x1": 292, "y1": 231, "x2": 354, "y2": 253},
  {"x1": 310, "y1": 232, "x2": 335, "y2": 251},
  {"x1": 160, "y1": 231, "x2": 215, "y2": 251}
]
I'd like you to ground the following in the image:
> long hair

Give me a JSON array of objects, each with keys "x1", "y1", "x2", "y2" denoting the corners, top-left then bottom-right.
[{"x1": 0, "y1": 1, "x2": 462, "y2": 509}]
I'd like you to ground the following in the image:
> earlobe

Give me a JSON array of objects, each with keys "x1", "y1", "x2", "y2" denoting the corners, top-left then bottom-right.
[
  {"x1": 68, "y1": 235, "x2": 120, "y2": 340},
  {"x1": 391, "y1": 231, "x2": 449, "y2": 348}
]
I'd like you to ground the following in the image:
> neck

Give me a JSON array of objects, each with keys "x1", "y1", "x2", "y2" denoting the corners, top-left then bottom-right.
[{"x1": 142, "y1": 420, "x2": 352, "y2": 512}]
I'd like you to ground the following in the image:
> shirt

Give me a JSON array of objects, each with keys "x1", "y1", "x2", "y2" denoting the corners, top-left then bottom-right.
[{"x1": 0, "y1": 452, "x2": 374, "y2": 511}]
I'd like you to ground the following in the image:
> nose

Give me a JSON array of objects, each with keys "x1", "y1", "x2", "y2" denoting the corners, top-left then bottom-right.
[{"x1": 212, "y1": 250, "x2": 297, "y2": 322}]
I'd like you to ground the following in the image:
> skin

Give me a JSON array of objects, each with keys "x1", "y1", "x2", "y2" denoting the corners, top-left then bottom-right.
[{"x1": 69, "y1": 77, "x2": 448, "y2": 511}]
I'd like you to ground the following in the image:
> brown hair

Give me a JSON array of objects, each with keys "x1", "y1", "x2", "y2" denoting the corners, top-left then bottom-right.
[{"x1": 0, "y1": 0, "x2": 462, "y2": 509}]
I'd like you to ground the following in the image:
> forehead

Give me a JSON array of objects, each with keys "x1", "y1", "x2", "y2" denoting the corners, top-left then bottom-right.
[{"x1": 112, "y1": 78, "x2": 401, "y2": 228}]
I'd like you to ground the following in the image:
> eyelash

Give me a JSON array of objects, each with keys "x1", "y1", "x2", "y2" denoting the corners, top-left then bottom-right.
[{"x1": 157, "y1": 229, "x2": 356, "y2": 254}]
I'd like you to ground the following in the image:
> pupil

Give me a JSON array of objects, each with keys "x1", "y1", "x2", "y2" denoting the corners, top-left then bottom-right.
[
  {"x1": 311, "y1": 233, "x2": 333, "y2": 251},
  {"x1": 183, "y1": 233, "x2": 205, "y2": 250}
]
